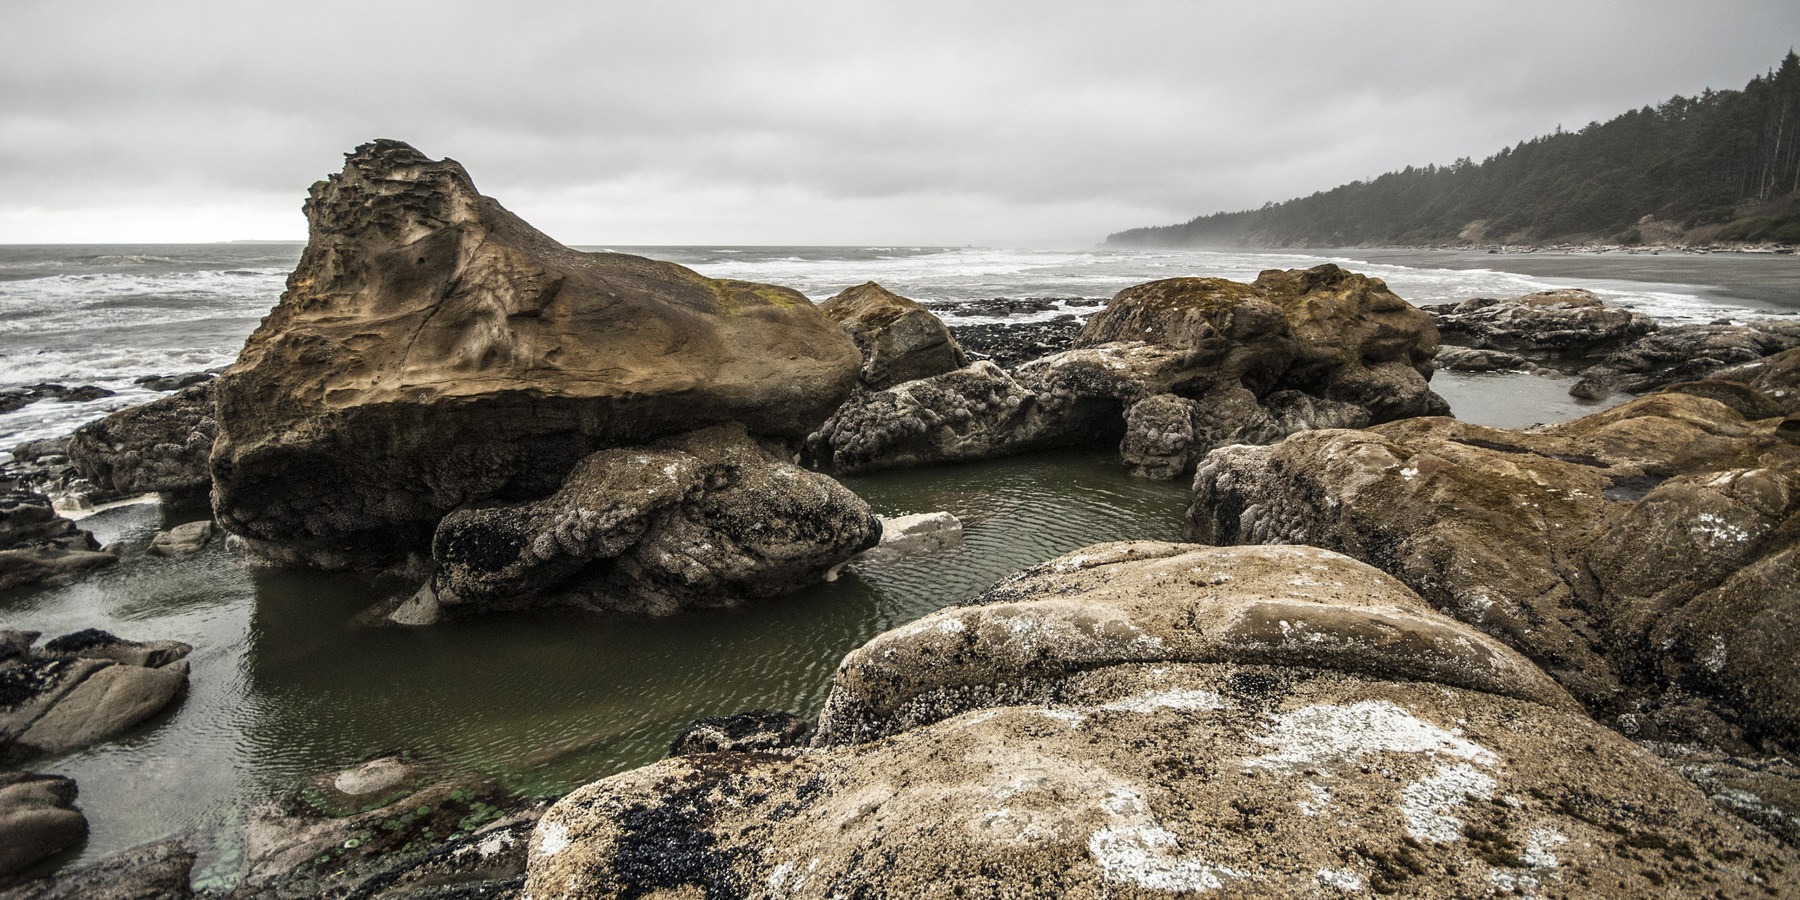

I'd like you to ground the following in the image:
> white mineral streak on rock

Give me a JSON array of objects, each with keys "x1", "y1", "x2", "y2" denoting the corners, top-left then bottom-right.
[
  {"x1": 535, "y1": 821, "x2": 569, "y2": 856},
  {"x1": 1401, "y1": 763, "x2": 1498, "y2": 843},
  {"x1": 1099, "y1": 689, "x2": 1226, "y2": 714},
  {"x1": 1088, "y1": 787, "x2": 1248, "y2": 891},
  {"x1": 1246, "y1": 700, "x2": 1499, "y2": 772},
  {"x1": 1316, "y1": 867, "x2": 1364, "y2": 891}
]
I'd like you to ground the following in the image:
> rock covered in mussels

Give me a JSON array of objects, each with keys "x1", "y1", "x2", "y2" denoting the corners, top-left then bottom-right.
[
  {"x1": 210, "y1": 140, "x2": 860, "y2": 569},
  {"x1": 417, "y1": 425, "x2": 878, "y2": 617},
  {"x1": 1187, "y1": 388, "x2": 1800, "y2": 756},
  {"x1": 68, "y1": 380, "x2": 216, "y2": 500},
  {"x1": 527, "y1": 543, "x2": 1799, "y2": 897},
  {"x1": 806, "y1": 264, "x2": 1441, "y2": 478},
  {"x1": 818, "y1": 282, "x2": 968, "y2": 390}
]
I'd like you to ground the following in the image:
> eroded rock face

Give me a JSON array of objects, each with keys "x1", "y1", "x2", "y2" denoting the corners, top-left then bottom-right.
[
  {"x1": 211, "y1": 140, "x2": 859, "y2": 569},
  {"x1": 421, "y1": 425, "x2": 878, "y2": 617},
  {"x1": 818, "y1": 282, "x2": 968, "y2": 390},
  {"x1": 805, "y1": 264, "x2": 1441, "y2": 478},
  {"x1": 1573, "y1": 320, "x2": 1800, "y2": 400},
  {"x1": 68, "y1": 380, "x2": 216, "y2": 500},
  {"x1": 1187, "y1": 389, "x2": 1800, "y2": 754},
  {"x1": 1424, "y1": 288, "x2": 1658, "y2": 352},
  {"x1": 526, "y1": 543, "x2": 1799, "y2": 897}
]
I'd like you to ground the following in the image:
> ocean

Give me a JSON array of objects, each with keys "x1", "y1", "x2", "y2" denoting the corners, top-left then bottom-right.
[
  {"x1": 5, "y1": 243, "x2": 1796, "y2": 457},
  {"x1": 2, "y1": 242, "x2": 1797, "y2": 880}
]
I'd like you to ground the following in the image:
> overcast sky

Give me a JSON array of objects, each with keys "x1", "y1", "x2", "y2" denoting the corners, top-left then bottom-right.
[{"x1": 3, "y1": 1, "x2": 1796, "y2": 247}]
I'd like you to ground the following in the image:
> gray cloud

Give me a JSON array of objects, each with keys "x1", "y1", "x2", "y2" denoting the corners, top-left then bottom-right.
[{"x1": 3, "y1": 0, "x2": 1796, "y2": 245}]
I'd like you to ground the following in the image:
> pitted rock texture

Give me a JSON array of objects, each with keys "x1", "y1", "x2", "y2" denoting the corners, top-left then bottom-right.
[
  {"x1": 424, "y1": 425, "x2": 878, "y2": 616},
  {"x1": 526, "y1": 543, "x2": 1799, "y2": 898},
  {"x1": 1187, "y1": 389, "x2": 1800, "y2": 755},
  {"x1": 1424, "y1": 288, "x2": 1658, "y2": 352},
  {"x1": 805, "y1": 264, "x2": 1442, "y2": 478},
  {"x1": 68, "y1": 380, "x2": 216, "y2": 499},
  {"x1": 210, "y1": 140, "x2": 859, "y2": 569},
  {"x1": 818, "y1": 282, "x2": 968, "y2": 390}
]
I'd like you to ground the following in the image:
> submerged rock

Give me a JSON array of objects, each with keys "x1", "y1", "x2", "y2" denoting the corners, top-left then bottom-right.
[
  {"x1": 0, "y1": 630, "x2": 192, "y2": 762},
  {"x1": 0, "y1": 772, "x2": 85, "y2": 880},
  {"x1": 210, "y1": 140, "x2": 859, "y2": 570},
  {"x1": 1187, "y1": 388, "x2": 1800, "y2": 757},
  {"x1": 819, "y1": 282, "x2": 968, "y2": 390},
  {"x1": 418, "y1": 425, "x2": 878, "y2": 617},
  {"x1": 68, "y1": 381, "x2": 215, "y2": 501},
  {"x1": 669, "y1": 710, "x2": 809, "y2": 756},
  {"x1": 527, "y1": 543, "x2": 1799, "y2": 897},
  {"x1": 806, "y1": 264, "x2": 1443, "y2": 479},
  {"x1": 853, "y1": 511, "x2": 962, "y2": 565}
]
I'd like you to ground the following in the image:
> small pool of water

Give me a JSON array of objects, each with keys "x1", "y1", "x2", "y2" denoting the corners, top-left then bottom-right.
[
  {"x1": 1, "y1": 449, "x2": 1192, "y2": 882},
  {"x1": 1431, "y1": 369, "x2": 1624, "y2": 430}
]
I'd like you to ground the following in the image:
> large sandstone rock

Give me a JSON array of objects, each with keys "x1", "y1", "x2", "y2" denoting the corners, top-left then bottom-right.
[
  {"x1": 67, "y1": 380, "x2": 216, "y2": 500},
  {"x1": 418, "y1": 425, "x2": 879, "y2": 617},
  {"x1": 818, "y1": 282, "x2": 968, "y2": 390},
  {"x1": 0, "y1": 772, "x2": 85, "y2": 880},
  {"x1": 527, "y1": 543, "x2": 1799, "y2": 897},
  {"x1": 1424, "y1": 288, "x2": 1658, "y2": 352},
  {"x1": 210, "y1": 140, "x2": 860, "y2": 569},
  {"x1": 805, "y1": 265, "x2": 1442, "y2": 478},
  {"x1": 0, "y1": 631, "x2": 192, "y2": 762},
  {"x1": 1187, "y1": 389, "x2": 1800, "y2": 754},
  {"x1": 0, "y1": 491, "x2": 113, "y2": 591}
]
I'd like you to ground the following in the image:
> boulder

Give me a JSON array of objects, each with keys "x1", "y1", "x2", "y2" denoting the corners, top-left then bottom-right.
[
  {"x1": 1187, "y1": 390, "x2": 1800, "y2": 756},
  {"x1": 805, "y1": 265, "x2": 1443, "y2": 478},
  {"x1": 818, "y1": 282, "x2": 968, "y2": 390},
  {"x1": 0, "y1": 491, "x2": 114, "y2": 591},
  {"x1": 1711, "y1": 346, "x2": 1800, "y2": 414},
  {"x1": 67, "y1": 381, "x2": 216, "y2": 500},
  {"x1": 1, "y1": 631, "x2": 192, "y2": 762},
  {"x1": 0, "y1": 772, "x2": 85, "y2": 880},
  {"x1": 1424, "y1": 288, "x2": 1657, "y2": 352},
  {"x1": 146, "y1": 521, "x2": 214, "y2": 558},
  {"x1": 209, "y1": 140, "x2": 860, "y2": 570},
  {"x1": 417, "y1": 425, "x2": 879, "y2": 617},
  {"x1": 0, "y1": 839, "x2": 194, "y2": 899},
  {"x1": 527, "y1": 543, "x2": 1799, "y2": 897},
  {"x1": 1434, "y1": 345, "x2": 1538, "y2": 372},
  {"x1": 853, "y1": 511, "x2": 963, "y2": 565},
  {"x1": 1572, "y1": 320, "x2": 1800, "y2": 400}
]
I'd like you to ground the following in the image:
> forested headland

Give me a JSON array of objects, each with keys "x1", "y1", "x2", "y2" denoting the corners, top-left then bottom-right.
[{"x1": 1107, "y1": 52, "x2": 1800, "y2": 249}]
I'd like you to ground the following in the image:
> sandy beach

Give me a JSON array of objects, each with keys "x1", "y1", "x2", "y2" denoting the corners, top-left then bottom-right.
[{"x1": 1345, "y1": 248, "x2": 1800, "y2": 312}]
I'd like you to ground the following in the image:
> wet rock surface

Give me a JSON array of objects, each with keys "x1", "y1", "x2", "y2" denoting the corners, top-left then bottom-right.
[
  {"x1": 819, "y1": 282, "x2": 968, "y2": 390},
  {"x1": 68, "y1": 381, "x2": 216, "y2": 501},
  {"x1": 669, "y1": 710, "x2": 809, "y2": 756},
  {"x1": 947, "y1": 317, "x2": 1082, "y2": 369},
  {"x1": 146, "y1": 521, "x2": 214, "y2": 558},
  {"x1": 209, "y1": 140, "x2": 859, "y2": 570},
  {"x1": 1187, "y1": 389, "x2": 1800, "y2": 757},
  {"x1": 1, "y1": 839, "x2": 194, "y2": 900},
  {"x1": 807, "y1": 264, "x2": 1443, "y2": 479},
  {"x1": 0, "y1": 772, "x2": 85, "y2": 882},
  {"x1": 0, "y1": 492, "x2": 113, "y2": 591},
  {"x1": 527, "y1": 542, "x2": 1800, "y2": 897},
  {"x1": 419, "y1": 425, "x2": 878, "y2": 618},
  {"x1": 1572, "y1": 319, "x2": 1800, "y2": 400},
  {"x1": 0, "y1": 630, "x2": 191, "y2": 762},
  {"x1": 1424, "y1": 288, "x2": 1658, "y2": 352}
]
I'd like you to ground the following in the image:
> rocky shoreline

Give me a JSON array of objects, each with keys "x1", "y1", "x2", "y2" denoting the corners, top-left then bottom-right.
[{"x1": 4, "y1": 141, "x2": 1800, "y2": 897}]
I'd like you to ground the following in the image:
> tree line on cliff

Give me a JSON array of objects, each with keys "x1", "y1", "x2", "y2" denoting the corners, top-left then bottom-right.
[{"x1": 1107, "y1": 51, "x2": 1800, "y2": 248}]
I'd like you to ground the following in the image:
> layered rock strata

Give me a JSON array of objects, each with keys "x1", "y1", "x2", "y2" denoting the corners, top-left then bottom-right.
[
  {"x1": 0, "y1": 492, "x2": 114, "y2": 590},
  {"x1": 527, "y1": 543, "x2": 1799, "y2": 897},
  {"x1": 210, "y1": 140, "x2": 860, "y2": 569},
  {"x1": 805, "y1": 264, "x2": 1442, "y2": 478}
]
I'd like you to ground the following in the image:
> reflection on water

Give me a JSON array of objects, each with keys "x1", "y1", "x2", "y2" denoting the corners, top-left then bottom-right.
[{"x1": 0, "y1": 449, "x2": 1190, "y2": 877}]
